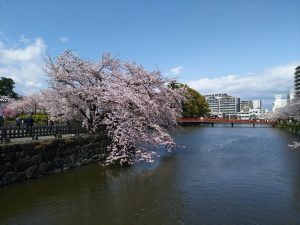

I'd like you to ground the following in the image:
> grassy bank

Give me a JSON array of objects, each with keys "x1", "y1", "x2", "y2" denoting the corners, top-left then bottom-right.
[
  {"x1": 3, "y1": 113, "x2": 48, "y2": 126},
  {"x1": 276, "y1": 119, "x2": 300, "y2": 137}
]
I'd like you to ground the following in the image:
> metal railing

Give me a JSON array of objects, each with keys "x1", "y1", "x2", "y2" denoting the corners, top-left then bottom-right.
[{"x1": 0, "y1": 124, "x2": 88, "y2": 142}]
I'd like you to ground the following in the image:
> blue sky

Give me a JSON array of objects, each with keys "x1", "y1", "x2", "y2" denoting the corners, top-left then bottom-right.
[{"x1": 0, "y1": 0, "x2": 300, "y2": 109}]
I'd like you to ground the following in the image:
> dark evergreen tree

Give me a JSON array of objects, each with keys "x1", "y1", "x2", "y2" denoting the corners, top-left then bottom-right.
[
  {"x1": 169, "y1": 82, "x2": 210, "y2": 118},
  {"x1": 0, "y1": 77, "x2": 18, "y2": 98}
]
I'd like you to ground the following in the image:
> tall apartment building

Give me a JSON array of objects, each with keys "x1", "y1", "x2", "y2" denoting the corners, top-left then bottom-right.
[
  {"x1": 295, "y1": 66, "x2": 300, "y2": 97},
  {"x1": 252, "y1": 100, "x2": 262, "y2": 109},
  {"x1": 205, "y1": 93, "x2": 222, "y2": 114},
  {"x1": 205, "y1": 93, "x2": 240, "y2": 117}
]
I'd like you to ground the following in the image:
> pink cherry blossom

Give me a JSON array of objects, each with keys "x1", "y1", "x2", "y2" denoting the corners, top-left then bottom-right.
[{"x1": 44, "y1": 50, "x2": 187, "y2": 165}]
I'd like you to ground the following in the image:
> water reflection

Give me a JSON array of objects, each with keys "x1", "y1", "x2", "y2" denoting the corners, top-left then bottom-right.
[
  {"x1": 291, "y1": 147, "x2": 300, "y2": 208},
  {"x1": 99, "y1": 155, "x2": 185, "y2": 225},
  {"x1": 1, "y1": 127, "x2": 300, "y2": 225}
]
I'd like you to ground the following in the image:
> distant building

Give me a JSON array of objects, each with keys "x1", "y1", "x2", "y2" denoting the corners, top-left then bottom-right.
[
  {"x1": 238, "y1": 108, "x2": 268, "y2": 120},
  {"x1": 287, "y1": 89, "x2": 295, "y2": 103},
  {"x1": 205, "y1": 93, "x2": 222, "y2": 115},
  {"x1": 252, "y1": 100, "x2": 262, "y2": 109},
  {"x1": 0, "y1": 96, "x2": 9, "y2": 117},
  {"x1": 272, "y1": 95, "x2": 287, "y2": 112},
  {"x1": 240, "y1": 100, "x2": 253, "y2": 112},
  {"x1": 219, "y1": 95, "x2": 240, "y2": 117},
  {"x1": 237, "y1": 111, "x2": 250, "y2": 120},
  {"x1": 205, "y1": 93, "x2": 240, "y2": 118},
  {"x1": 295, "y1": 66, "x2": 300, "y2": 97},
  {"x1": 249, "y1": 108, "x2": 267, "y2": 119}
]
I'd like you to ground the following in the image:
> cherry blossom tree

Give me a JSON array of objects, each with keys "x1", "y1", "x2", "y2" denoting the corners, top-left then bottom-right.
[
  {"x1": 2, "y1": 105, "x2": 16, "y2": 119},
  {"x1": 274, "y1": 97, "x2": 300, "y2": 149},
  {"x1": 44, "y1": 50, "x2": 186, "y2": 165},
  {"x1": 40, "y1": 89, "x2": 80, "y2": 122},
  {"x1": 5, "y1": 93, "x2": 45, "y2": 115},
  {"x1": 278, "y1": 97, "x2": 300, "y2": 120},
  {"x1": 264, "y1": 97, "x2": 300, "y2": 121}
]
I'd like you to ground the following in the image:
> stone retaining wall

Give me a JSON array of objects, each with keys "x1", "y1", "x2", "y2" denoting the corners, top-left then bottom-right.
[{"x1": 0, "y1": 134, "x2": 108, "y2": 186}]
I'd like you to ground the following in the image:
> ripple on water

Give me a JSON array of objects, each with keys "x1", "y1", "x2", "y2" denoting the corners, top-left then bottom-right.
[{"x1": 1, "y1": 127, "x2": 300, "y2": 225}]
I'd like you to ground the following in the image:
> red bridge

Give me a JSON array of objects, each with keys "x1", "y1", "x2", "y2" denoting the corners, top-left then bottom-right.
[{"x1": 178, "y1": 118, "x2": 277, "y2": 127}]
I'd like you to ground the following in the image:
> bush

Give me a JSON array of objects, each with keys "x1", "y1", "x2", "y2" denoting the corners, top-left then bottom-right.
[{"x1": 3, "y1": 113, "x2": 48, "y2": 126}]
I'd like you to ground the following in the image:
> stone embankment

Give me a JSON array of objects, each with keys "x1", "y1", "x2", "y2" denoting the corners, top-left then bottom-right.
[{"x1": 0, "y1": 134, "x2": 108, "y2": 186}]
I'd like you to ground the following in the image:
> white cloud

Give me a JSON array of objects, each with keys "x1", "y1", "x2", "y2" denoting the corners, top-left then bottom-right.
[
  {"x1": 0, "y1": 37, "x2": 47, "y2": 95},
  {"x1": 168, "y1": 66, "x2": 183, "y2": 76},
  {"x1": 186, "y1": 62, "x2": 299, "y2": 109},
  {"x1": 59, "y1": 37, "x2": 69, "y2": 43}
]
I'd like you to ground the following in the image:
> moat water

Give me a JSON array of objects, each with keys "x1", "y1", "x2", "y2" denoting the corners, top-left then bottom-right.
[{"x1": 1, "y1": 126, "x2": 300, "y2": 225}]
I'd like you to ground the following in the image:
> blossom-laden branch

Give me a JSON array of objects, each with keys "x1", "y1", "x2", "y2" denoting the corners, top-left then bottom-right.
[
  {"x1": 44, "y1": 50, "x2": 187, "y2": 165},
  {"x1": 268, "y1": 97, "x2": 300, "y2": 120},
  {"x1": 268, "y1": 97, "x2": 300, "y2": 150}
]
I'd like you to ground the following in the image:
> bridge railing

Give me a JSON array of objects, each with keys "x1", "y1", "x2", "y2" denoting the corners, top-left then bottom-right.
[
  {"x1": 0, "y1": 124, "x2": 88, "y2": 142},
  {"x1": 178, "y1": 118, "x2": 277, "y2": 125}
]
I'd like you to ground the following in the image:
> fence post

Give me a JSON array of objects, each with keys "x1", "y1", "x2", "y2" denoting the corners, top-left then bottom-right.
[
  {"x1": 1, "y1": 127, "x2": 10, "y2": 143},
  {"x1": 1, "y1": 127, "x2": 4, "y2": 143},
  {"x1": 75, "y1": 125, "x2": 80, "y2": 137},
  {"x1": 31, "y1": 126, "x2": 39, "y2": 140},
  {"x1": 55, "y1": 125, "x2": 62, "y2": 139}
]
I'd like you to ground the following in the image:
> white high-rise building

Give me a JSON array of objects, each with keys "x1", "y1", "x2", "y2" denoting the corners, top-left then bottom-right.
[
  {"x1": 272, "y1": 95, "x2": 287, "y2": 112},
  {"x1": 205, "y1": 93, "x2": 240, "y2": 117},
  {"x1": 252, "y1": 100, "x2": 262, "y2": 109},
  {"x1": 287, "y1": 89, "x2": 295, "y2": 103}
]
